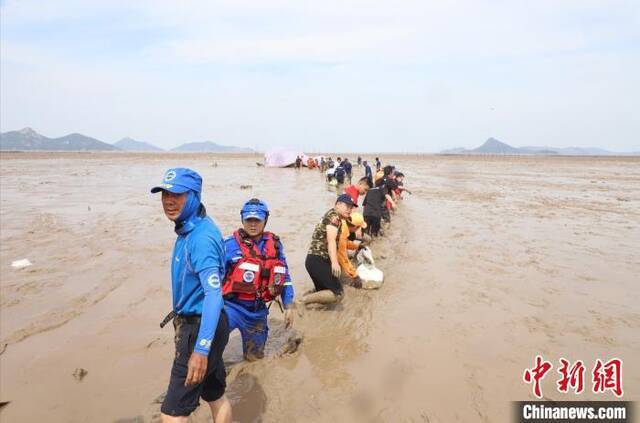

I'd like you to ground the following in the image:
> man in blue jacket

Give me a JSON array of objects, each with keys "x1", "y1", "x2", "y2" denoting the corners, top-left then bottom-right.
[
  {"x1": 363, "y1": 160, "x2": 373, "y2": 187},
  {"x1": 151, "y1": 168, "x2": 232, "y2": 423},
  {"x1": 223, "y1": 198, "x2": 295, "y2": 361},
  {"x1": 343, "y1": 158, "x2": 353, "y2": 184}
]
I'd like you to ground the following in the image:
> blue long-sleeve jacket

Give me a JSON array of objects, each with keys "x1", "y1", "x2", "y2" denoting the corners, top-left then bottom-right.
[
  {"x1": 171, "y1": 212, "x2": 225, "y2": 356},
  {"x1": 223, "y1": 233, "x2": 294, "y2": 308},
  {"x1": 343, "y1": 161, "x2": 352, "y2": 174}
]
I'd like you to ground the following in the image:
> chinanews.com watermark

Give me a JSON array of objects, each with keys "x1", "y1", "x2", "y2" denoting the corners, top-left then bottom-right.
[
  {"x1": 514, "y1": 356, "x2": 635, "y2": 422},
  {"x1": 514, "y1": 402, "x2": 633, "y2": 422}
]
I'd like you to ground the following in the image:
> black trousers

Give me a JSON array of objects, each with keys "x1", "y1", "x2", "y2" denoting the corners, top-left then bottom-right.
[
  {"x1": 364, "y1": 215, "x2": 381, "y2": 237},
  {"x1": 161, "y1": 311, "x2": 229, "y2": 417},
  {"x1": 305, "y1": 254, "x2": 343, "y2": 295}
]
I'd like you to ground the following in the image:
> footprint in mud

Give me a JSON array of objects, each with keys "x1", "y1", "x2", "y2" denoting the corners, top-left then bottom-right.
[
  {"x1": 145, "y1": 337, "x2": 169, "y2": 349},
  {"x1": 277, "y1": 333, "x2": 303, "y2": 357}
]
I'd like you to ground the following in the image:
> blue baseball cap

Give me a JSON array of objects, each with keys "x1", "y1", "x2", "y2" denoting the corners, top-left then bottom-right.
[
  {"x1": 241, "y1": 198, "x2": 269, "y2": 221},
  {"x1": 150, "y1": 168, "x2": 202, "y2": 194},
  {"x1": 336, "y1": 193, "x2": 357, "y2": 207}
]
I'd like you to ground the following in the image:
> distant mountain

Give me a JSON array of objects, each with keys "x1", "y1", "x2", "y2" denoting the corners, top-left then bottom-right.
[
  {"x1": 520, "y1": 146, "x2": 613, "y2": 156},
  {"x1": 1, "y1": 128, "x2": 120, "y2": 151},
  {"x1": 114, "y1": 137, "x2": 164, "y2": 152},
  {"x1": 171, "y1": 141, "x2": 254, "y2": 153},
  {"x1": 0, "y1": 127, "x2": 47, "y2": 150},
  {"x1": 440, "y1": 138, "x2": 628, "y2": 156},
  {"x1": 471, "y1": 137, "x2": 521, "y2": 154}
]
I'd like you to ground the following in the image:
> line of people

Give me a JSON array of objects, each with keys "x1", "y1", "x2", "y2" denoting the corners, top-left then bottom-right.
[
  {"x1": 301, "y1": 158, "x2": 409, "y2": 305},
  {"x1": 150, "y1": 160, "x2": 408, "y2": 422}
]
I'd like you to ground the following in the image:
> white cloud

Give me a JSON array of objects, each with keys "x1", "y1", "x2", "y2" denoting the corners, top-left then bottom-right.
[
  {"x1": 1, "y1": 0, "x2": 639, "y2": 151},
  {"x1": 164, "y1": 27, "x2": 413, "y2": 64}
]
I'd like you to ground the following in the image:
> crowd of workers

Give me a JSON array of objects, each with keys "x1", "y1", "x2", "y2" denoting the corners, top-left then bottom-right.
[{"x1": 150, "y1": 157, "x2": 409, "y2": 422}]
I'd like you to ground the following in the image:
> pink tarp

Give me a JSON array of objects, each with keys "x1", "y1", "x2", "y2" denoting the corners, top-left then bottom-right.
[{"x1": 264, "y1": 149, "x2": 309, "y2": 168}]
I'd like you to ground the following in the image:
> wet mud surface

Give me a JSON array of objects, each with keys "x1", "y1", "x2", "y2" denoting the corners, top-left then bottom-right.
[{"x1": 1, "y1": 152, "x2": 638, "y2": 422}]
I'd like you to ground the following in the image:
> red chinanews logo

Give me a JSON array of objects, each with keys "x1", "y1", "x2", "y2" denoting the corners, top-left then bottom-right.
[{"x1": 523, "y1": 356, "x2": 623, "y2": 399}]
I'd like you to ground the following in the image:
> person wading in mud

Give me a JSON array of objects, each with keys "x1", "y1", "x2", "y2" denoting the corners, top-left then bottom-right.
[
  {"x1": 363, "y1": 160, "x2": 373, "y2": 187},
  {"x1": 300, "y1": 194, "x2": 355, "y2": 306},
  {"x1": 344, "y1": 176, "x2": 373, "y2": 207},
  {"x1": 342, "y1": 158, "x2": 353, "y2": 185},
  {"x1": 377, "y1": 165, "x2": 399, "y2": 224},
  {"x1": 337, "y1": 211, "x2": 368, "y2": 288},
  {"x1": 151, "y1": 168, "x2": 232, "y2": 423},
  {"x1": 393, "y1": 171, "x2": 412, "y2": 198},
  {"x1": 362, "y1": 174, "x2": 394, "y2": 237},
  {"x1": 222, "y1": 198, "x2": 295, "y2": 361},
  {"x1": 334, "y1": 161, "x2": 347, "y2": 193}
]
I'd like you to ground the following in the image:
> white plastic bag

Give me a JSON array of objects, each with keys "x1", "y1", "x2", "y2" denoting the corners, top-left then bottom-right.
[
  {"x1": 11, "y1": 259, "x2": 32, "y2": 269},
  {"x1": 356, "y1": 247, "x2": 384, "y2": 289}
]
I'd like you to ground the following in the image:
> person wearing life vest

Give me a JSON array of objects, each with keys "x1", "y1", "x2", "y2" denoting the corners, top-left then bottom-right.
[
  {"x1": 222, "y1": 198, "x2": 294, "y2": 361},
  {"x1": 307, "y1": 157, "x2": 318, "y2": 169}
]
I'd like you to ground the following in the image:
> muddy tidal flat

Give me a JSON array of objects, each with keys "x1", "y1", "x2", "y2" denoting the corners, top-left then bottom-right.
[{"x1": 1, "y1": 152, "x2": 638, "y2": 422}]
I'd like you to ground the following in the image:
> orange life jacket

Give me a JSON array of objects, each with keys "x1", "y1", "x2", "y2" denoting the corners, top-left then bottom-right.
[
  {"x1": 307, "y1": 158, "x2": 316, "y2": 168},
  {"x1": 222, "y1": 230, "x2": 286, "y2": 303}
]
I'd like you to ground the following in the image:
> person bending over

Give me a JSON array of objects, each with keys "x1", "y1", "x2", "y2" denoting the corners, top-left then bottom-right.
[{"x1": 301, "y1": 194, "x2": 355, "y2": 306}]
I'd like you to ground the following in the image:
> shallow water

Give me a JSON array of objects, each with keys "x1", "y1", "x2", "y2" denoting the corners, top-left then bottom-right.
[{"x1": 0, "y1": 153, "x2": 638, "y2": 422}]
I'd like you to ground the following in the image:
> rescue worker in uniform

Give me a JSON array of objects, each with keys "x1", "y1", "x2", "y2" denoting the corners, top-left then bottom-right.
[
  {"x1": 222, "y1": 198, "x2": 295, "y2": 361},
  {"x1": 151, "y1": 168, "x2": 232, "y2": 423}
]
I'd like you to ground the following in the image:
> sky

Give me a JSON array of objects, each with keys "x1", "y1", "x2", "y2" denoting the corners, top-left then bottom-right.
[{"x1": 1, "y1": 0, "x2": 639, "y2": 152}]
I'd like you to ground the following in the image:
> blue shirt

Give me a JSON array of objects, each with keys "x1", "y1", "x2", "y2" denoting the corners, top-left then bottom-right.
[
  {"x1": 223, "y1": 233, "x2": 294, "y2": 308},
  {"x1": 171, "y1": 214, "x2": 225, "y2": 356},
  {"x1": 365, "y1": 164, "x2": 372, "y2": 179},
  {"x1": 335, "y1": 165, "x2": 346, "y2": 182},
  {"x1": 343, "y1": 161, "x2": 352, "y2": 174}
]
